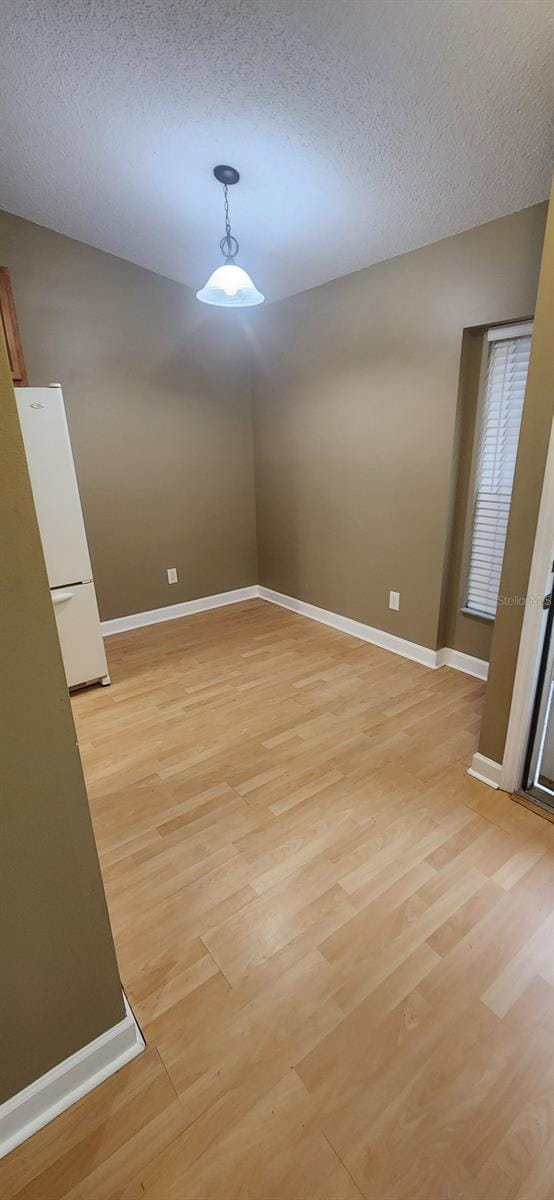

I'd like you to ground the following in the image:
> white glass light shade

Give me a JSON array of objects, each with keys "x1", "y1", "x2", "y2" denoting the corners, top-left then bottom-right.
[{"x1": 196, "y1": 262, "x2": 264, "y2": 307}]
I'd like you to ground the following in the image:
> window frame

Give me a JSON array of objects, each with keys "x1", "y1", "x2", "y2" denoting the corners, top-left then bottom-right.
[{"x1": 461, "y1": 319, "x2": 534, "y2": 623}]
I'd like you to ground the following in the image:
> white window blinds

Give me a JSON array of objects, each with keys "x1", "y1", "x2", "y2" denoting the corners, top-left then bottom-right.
[{"x1": 465, "y1": 323, "x2": 533, "y2": 619}]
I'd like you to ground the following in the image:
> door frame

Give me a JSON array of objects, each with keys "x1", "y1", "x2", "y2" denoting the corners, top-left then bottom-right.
[{"x1": 500, "y1": 415, "x2": 554, "y2": 792}]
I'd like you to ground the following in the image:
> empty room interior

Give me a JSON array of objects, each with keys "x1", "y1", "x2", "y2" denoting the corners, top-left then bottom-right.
[{"x1": 1, "y1": 2, "x2": 554, "y2": 1197}]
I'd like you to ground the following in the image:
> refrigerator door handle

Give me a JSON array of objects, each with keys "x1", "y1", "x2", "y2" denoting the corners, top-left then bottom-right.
[{"x1": 52, "y1": 590, "x2": 74, "y2": 605}]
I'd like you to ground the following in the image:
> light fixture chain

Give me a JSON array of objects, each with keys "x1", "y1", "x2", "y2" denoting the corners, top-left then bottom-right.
[
  {"x1": 224, "y1": 184, "x2": 231, "y2": 241},
  {"x1": 220, "y1": 182, "x2": 239, "y2": 260}
]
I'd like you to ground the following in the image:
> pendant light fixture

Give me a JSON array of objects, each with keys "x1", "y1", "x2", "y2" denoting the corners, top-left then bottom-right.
[{"x1": 196, "y1": 165, "x2": 264, "y2": 307}]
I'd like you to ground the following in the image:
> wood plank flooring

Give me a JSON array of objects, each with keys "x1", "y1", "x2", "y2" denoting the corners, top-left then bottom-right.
[{"x1": 2, "y1": 599, "x2": 554, "y2": 1199}]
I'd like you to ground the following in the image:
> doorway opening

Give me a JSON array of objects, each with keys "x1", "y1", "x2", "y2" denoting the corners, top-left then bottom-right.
[{"x1": 521, "y1": 563, "x2": 554, "y2": 814}]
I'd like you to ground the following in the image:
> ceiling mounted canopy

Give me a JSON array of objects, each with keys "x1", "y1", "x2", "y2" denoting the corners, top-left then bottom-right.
[{"x1": 196, "y1": 166, "x2": 264, "y2": 308}]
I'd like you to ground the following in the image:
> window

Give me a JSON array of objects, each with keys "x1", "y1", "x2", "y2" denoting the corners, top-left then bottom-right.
[{"x1": 465, "y1": 322, "x2": 533, "y2": 619}]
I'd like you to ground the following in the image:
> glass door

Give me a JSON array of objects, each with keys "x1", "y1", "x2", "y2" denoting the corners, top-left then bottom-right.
[{"x1": 521, "y1": 565, "x2": 554, "y2": 812}]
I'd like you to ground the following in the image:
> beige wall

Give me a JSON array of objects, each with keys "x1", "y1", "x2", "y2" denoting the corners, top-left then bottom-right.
[
  {"x1": 0, "y1": 210, "x2": 257, "y2": 621},
  {"x1": 479, "y1": 190, "x2": 554, "y2": 765},
  {"x1": 438, "y1": 328, "x2": 494, "y2": 662},
  {"x1": 0, "y1": 329, "x2": 124, "y2": 1103},
  {"x1": 252, "y1": 205, "x2": 546, "y2": 651},
  {"x1": 2, "y1": 205, "x2": 546, "y2": 645}
]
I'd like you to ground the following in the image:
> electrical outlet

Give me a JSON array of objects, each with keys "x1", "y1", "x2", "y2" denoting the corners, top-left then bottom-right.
[
  {"x1": 389, "y1": 590, "x2": 400, "y2": 611},
  {"x1": 167, "y1": 567, "x2": 178, "y2": 584}
]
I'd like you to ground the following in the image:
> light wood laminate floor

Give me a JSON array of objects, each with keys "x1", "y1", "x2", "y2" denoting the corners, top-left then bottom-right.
[{"x1": 3, "y1": 600, "x2": 554, "y2": 1199}]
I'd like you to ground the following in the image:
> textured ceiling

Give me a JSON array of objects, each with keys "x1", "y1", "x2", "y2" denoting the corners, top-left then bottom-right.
[{"x1": 1, "y1": 0, "x2": 552, "y2": 302}]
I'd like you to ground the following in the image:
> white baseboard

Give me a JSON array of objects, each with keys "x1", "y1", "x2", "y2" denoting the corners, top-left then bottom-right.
[
  {"x1": 101, "y1": 582, "x2": 489, "y2": 683},
  {"x1": 0, "y1": 993, "x2": 144, "y2": 1159},
  {"x1": 258, "y1": 586, "x2": 438, "y2": 669},
  {"x1": 259, "y1": 588, "x2": 490, "y2": 680},
  {"x1": 435, "y1": 647, "x2": 489, "y2": 680},
  {"x1": 101, "y1": 585, "x2": 258, "y2": 636},
  {"x1": 467, "y1": 752, "x2": 502, "y2": 789}
]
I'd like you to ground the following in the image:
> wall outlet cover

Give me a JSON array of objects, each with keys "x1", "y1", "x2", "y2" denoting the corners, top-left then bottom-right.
[
  {"x1": 389, "y1": 590, "x2": 400, "y2": 611},
  {"x1": 167, "y1": 567, "x2": 178, "y2": 584}
]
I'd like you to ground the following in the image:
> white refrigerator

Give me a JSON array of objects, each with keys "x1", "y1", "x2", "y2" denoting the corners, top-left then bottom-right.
[{"x1": 15, "y1": 384, "x2": 110, "y2": 690}]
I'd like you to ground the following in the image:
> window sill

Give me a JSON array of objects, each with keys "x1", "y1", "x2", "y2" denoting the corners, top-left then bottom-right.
[{"x1": 460, "y1": 606, "x2": 495, "y2": 623}]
